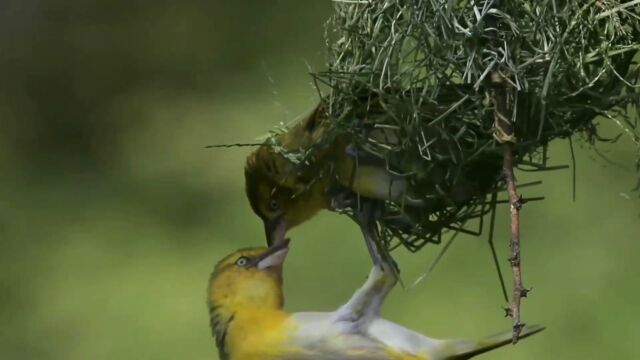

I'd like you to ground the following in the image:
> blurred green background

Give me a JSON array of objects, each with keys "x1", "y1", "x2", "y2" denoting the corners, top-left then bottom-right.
[{"x1": 1, "y1": 1, "x2": 639, "y2": 359}]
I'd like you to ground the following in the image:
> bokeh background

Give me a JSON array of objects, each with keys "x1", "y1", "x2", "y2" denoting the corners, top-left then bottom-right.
[{"x1": 1, "y1": 1, "x2": 639, "y2": 359}]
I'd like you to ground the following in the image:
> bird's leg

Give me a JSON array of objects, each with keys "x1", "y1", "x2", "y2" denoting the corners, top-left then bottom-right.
[
  {"x1": 333, "y1": 261, "x2": 397, "y2": 325},
  {"x1": 328, "y1": 187, "x2": 395, "y2": 271},
  {"x1": 329, "y1": 191, "x2": 404, "y2": 325},
  {"x1": 353, "y1": 199, "x2": 386, "y2": 268}
]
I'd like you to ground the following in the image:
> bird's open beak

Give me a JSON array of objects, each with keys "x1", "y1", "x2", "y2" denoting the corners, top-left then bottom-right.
[
  {"x1": 264, "y1": 218, "x2": 287, "y2": 247},
  {"x1": 257, "y1": 238, "x2": 290, "y2": 270}
]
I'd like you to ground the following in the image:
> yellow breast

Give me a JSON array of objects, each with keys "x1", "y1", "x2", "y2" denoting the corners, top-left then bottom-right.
[{"x1": 225, "y1": 309, "x2": 299, "y2": 360}]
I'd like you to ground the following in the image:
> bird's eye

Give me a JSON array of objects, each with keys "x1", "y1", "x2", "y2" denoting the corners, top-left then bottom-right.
[
  {"x1": 269, "y1": 199, "x2": 280, "y2": 212},
  {"x1": 235, "y1": 256, "x2": 250, "y2": 267}
]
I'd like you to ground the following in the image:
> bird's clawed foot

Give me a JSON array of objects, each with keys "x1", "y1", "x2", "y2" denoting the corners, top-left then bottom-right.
[
  {"x1": 352, "y1": 198, "x2": 384, "y2": 226},
  {"x1": 328, "y1": 188, "x2": 357, "y2": 211}
]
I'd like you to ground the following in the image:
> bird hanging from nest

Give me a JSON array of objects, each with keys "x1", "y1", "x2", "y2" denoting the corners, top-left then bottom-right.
[{"x1": 244, "y1": 100, "x2": 403, "y2": 268}]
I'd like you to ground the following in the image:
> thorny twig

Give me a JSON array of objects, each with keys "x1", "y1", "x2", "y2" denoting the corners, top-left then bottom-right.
[
  {"x1": 491, "y1": 67, "x2": 527, "y2": 343},
  {"x1": 502, "y1": 143, "x2": 527, "y2": 343}
]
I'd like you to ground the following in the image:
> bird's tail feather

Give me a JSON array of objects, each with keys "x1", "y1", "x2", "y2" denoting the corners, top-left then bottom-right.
[{"x1": 445, "y1": 324, "x2": 545, "y2": 360}]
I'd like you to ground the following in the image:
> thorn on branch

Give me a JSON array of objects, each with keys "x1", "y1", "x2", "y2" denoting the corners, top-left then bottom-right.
[
  {"x1": 508, "y1": 253, "x2": 520, "y2": 266},
  {"x1": 512, "y1": 194, "x2": 525, "y2": 210},
  {"x1": 503, "y1": 306, "x2": 514, "y2": 318}
]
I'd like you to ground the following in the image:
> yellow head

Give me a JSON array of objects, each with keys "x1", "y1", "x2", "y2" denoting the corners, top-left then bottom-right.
[
  {"x1": 208, "y1": 241, "x2": 289, "y2": 312},
  {"x1": 245, "y1": 146, "x2": 328, "y2": 246},
  {"x1": 208, "y1": 241, "x2": 290, "y2": 358}
]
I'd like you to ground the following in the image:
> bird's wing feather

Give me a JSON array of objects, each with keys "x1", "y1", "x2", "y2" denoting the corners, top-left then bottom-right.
[
  {"x1": 367, "y1": 318, "x2": 443, "y2": 356},
  {"x1": 284, "y1": 313, "x2": 545, "y2": 360},
  {"x1": 283, "y1": 312, "x2": 401, "y2": 359},
  {"x1": 368, "y1": 320, "x2": 546, "y2": 360}
]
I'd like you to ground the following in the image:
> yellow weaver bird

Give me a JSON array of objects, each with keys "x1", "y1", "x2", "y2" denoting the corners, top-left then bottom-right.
[
  {"x1": 208, "y1": 240, "x2": 545, "y2": 360},
  {"x1": 244, "y1": 102, "x2": 418, "y2": 266}
]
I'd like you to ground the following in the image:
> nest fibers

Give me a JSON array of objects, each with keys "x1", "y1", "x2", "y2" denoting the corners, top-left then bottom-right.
[{"x1": 287, "y1": 1, "x2": 640, "y2": 251}]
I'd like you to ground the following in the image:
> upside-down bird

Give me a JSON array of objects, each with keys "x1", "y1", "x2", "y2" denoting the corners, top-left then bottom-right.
[{"x1": 207, "y1": 240, "x2": 545, "y2": 360}]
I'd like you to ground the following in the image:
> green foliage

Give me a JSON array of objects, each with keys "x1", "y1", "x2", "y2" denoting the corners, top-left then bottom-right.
[{"x1": 307, "y1": 0, "x2": 640, "y2": 251}]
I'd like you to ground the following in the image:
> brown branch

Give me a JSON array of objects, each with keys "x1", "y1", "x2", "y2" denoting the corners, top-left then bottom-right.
[
  {"x1": 502, "y1": 143, "x2": 526, "y2": 343},
  {"x1": 491, "y1": 70, "x2": 527, "y2": 343}
]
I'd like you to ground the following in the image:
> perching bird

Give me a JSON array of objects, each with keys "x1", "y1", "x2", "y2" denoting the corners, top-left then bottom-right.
[
  {"x1": 208, "y1": 241, "x2": 545, "y2": 360},
  {"x1": 244, "y1": 101, "x2": 420, "y2": 266},
  {"x1": 244, "y1": 98, "x2": 502, "y2": 266}
]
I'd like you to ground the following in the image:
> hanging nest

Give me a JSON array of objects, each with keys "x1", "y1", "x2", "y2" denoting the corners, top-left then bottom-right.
[{"x1": 275, "y1": 0, "x2": 640, "y2": 252}]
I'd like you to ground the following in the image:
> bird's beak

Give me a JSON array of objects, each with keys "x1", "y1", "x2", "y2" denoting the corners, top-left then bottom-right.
[
  {"x1": 264, "y1": 217, "x2": 287, "y2": 247},
  {"x1": 257, "y1": 238, "x2": 290, "y2": 270}
]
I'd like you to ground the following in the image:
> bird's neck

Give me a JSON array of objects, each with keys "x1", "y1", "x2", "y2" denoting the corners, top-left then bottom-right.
[{"x1": 210, "y1": 302, "x2": 289, "y2": 359}]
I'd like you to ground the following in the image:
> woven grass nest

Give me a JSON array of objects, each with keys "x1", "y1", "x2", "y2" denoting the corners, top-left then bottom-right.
[{"x1": 272, "y1": 0, "x2": 640, "y2": 252}]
